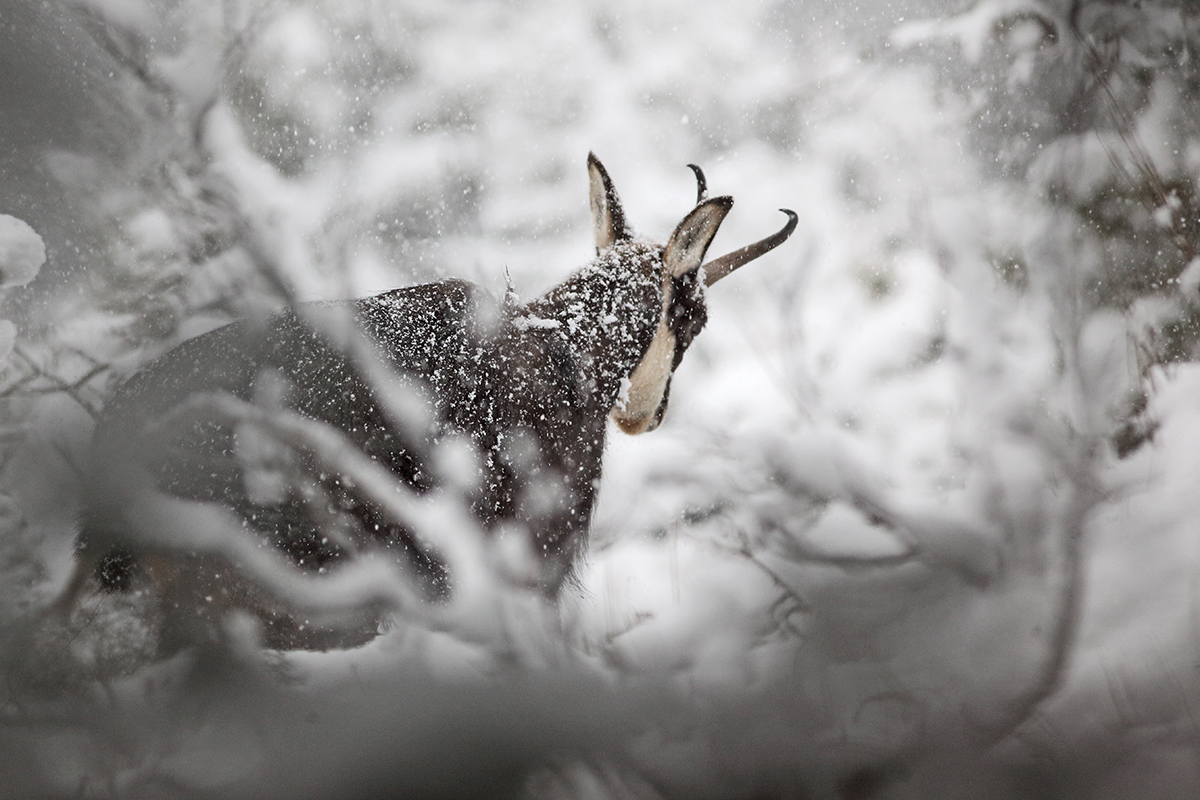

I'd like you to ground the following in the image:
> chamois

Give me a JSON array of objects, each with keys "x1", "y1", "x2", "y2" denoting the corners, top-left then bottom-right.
[{"x1": 68, "y1": 153, "x2": 796, "y2": 650}]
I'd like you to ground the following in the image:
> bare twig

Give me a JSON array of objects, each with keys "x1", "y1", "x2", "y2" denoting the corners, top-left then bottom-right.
[
  {"x1": 984, "y1": 446, "x2": 1096, "y2": 749},
  {"x1": 1067, "y1": 9, "x2": 1197, "y2": 261},
  {"x1": 7, "y1": 346, "x2": 106, "y2": 418},
  {"x1": 71, "y1": 4, "x2": 175, "y2": 106},
  {"x1": 706, "y1": 528, "x2": 811, "y2": 639}
]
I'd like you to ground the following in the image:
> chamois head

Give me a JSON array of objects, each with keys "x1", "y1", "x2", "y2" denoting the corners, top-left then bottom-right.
[{"x1": 586, "y1": 153, "x2": 797, "y2": 434}]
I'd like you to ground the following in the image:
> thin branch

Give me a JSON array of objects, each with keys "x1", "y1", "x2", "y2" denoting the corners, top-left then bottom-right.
[
  {"x1": 72, "y1": 4, "x2": 175, "y2": 106},
  {"x1": 1068, "y1": 12, "x2": 1197, "y2": 261},
  {"x1": 705, "y1": 528, "x2": 811, "y2": 640},
  {"x1": 143, "y1": 392, "x2": 466, "y2": 562},
  {"x1": 8, "y1": 346, "x2": 104, "y2": 418}
]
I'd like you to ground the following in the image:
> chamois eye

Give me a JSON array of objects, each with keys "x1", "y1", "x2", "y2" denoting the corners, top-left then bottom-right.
[{"x1": 667, "y1": 302, "x2": 688, "y2": 331}]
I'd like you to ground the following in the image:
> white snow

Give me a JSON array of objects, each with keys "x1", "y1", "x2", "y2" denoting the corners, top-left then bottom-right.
[
  {"x1": 0, "y1": 214, "x2": 46, "y2": 288},
  {"x1": 0, "y1": 320, "x2": 15, "y2": 362},
  {"x1": 7, "y1": 0, "x2": 1200, "y2": 794},
  {"x1": 512, "y1": 314, "x2": 561, "y2": 331}
]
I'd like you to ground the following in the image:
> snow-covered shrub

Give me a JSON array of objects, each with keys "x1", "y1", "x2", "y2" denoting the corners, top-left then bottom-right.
[{"x1": 2, "y1": 0, "x2": 1200, "y2": 797}]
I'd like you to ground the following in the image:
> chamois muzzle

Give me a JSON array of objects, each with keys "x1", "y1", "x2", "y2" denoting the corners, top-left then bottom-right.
[{"x1": 701, "y1": 209, "x2": 798, "y2": 286}]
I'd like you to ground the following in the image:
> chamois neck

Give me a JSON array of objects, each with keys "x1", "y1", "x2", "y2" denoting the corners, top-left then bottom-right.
[{"x1": 519, "y1": 243, "x2": 663, "y2": 410}]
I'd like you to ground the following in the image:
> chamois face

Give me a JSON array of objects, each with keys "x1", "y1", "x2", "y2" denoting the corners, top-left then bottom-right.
[
  {"x1": 610, "y1": 254, "x2": 708, "y2": 434},
  {"x1": 587, "y1": 154, "x2": 732, "y2": 435}
]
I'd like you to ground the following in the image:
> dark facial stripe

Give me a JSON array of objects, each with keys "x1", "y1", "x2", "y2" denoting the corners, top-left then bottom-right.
[{"x1": 666, "y1": 270, "x2": 708, "y2": 370}]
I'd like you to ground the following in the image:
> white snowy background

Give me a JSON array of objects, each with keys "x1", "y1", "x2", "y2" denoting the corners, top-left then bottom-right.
[{"x1": 2, "y1": 0, "x2": 1200, "y2": 797}]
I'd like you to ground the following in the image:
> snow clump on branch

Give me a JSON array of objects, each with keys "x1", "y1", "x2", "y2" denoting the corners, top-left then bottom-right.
[{"x1": 0, "y1": 214, "x2": 46, "y2": 360}]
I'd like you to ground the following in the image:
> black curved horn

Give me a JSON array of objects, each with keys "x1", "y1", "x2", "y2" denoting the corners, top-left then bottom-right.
[
  {"x1": 687, "y1": 164, "x2": 708, "y2": 205},
  {"x1": 702, "y1": 209, "x2": 798, "y2": 286}
]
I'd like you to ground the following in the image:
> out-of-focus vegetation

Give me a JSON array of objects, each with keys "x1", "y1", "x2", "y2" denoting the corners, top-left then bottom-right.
[{"x1": 3, "y1": 0, "x2": 1200, "y2": 797}]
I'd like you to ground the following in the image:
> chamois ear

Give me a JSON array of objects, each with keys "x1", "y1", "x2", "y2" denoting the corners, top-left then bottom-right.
[
  {"x1": 663, "y1": 196, "x2": 733, "y2": 278},
  {"x1": 587, "y1": 152, "x2": 630, "y2": 252}
]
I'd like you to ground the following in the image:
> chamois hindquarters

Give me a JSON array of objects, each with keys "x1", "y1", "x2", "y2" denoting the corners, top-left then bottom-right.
[{"x1": 76, "y1": 283, "x2": 510, "y2": 648}]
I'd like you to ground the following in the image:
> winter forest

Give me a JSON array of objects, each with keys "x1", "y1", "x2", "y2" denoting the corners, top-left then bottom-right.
[{"x1": 2, "y1": 0, "x2": 1200, "y2": 797}]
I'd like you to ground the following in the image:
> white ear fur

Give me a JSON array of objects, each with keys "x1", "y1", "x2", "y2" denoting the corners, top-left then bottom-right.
[
  {"x1": 587, "y1": 153, "x2": 629, "y2": 252},
  {"x1": 662, "y1": 196, "x2": 733, "y2": 278}
]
